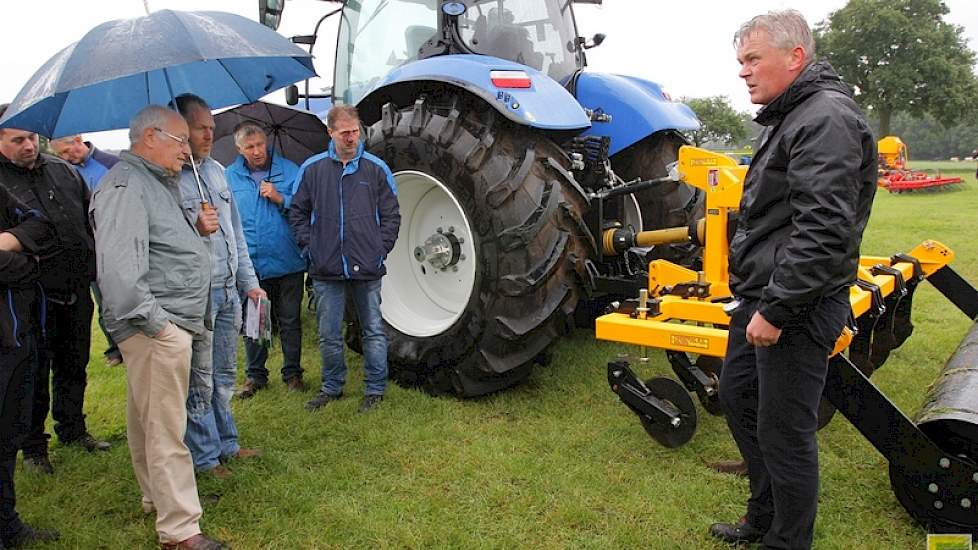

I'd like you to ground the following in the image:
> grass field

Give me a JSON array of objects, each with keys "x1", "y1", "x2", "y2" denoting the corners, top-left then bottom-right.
[{"x1": 17, "y1": 169, "x2": 978, "y2": 549}]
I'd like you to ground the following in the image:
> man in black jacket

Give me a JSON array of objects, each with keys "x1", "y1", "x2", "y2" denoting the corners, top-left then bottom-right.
[
  {"x1": 708, "y1": 12, "x2": 876, "y2": 550},
  {"x1": 0, "y1": 104, "x2": 110, "y2": 476},
  {"x1": 0, "y1": 184, "x2": 59, "y2": 546}
]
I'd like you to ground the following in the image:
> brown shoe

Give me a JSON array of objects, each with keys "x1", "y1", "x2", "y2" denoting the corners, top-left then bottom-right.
[
  {"x1": 202, "y1": 464, "x2": 231, "y2": 480},
  {"x1": 160, "y1": 533, "x2": 227, "y2": 550},
  {"x1": 227, "y1": 447, "x2": 262, "y2": 460},
  {"x1": 284, "y1": 376, "x2": 308, "y2": 392},
  {"x1": 236, "y1": 378, "x2": 266, "y2": 400},
  {"x1": 707, "y1": 459, "x2": 748, "y2": 477}
]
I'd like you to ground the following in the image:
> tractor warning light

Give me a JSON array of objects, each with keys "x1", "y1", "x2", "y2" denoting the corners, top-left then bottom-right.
[{"x1": 490, "y1": 70, "x2": 531, "y2": 88}]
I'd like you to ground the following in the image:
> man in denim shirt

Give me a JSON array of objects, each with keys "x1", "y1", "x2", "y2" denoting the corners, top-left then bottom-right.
[{"x1": 174, "y1": 94, "x2": 265, "y2": 477}]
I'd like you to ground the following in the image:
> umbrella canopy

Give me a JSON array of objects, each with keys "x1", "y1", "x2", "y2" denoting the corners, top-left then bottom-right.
[
  {"x1": 211, "y1": 101, "x2": 329, "y2": 167},
  {"x1": 0, "y1": 10, "x2": 316, "y2": 138}
]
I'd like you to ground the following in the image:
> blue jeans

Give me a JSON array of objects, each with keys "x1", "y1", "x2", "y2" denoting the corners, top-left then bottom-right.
[
  {"x1": 313, "y1": 279, "x2": 387, "y2": 396},
  {"x1": 185, "y1": 287, "x2": 242, "y2": 470}
]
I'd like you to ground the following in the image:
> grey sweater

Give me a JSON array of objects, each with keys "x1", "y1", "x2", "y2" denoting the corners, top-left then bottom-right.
[{"x1": 90, "y1": 151, "x2": 211, "y2": 343}]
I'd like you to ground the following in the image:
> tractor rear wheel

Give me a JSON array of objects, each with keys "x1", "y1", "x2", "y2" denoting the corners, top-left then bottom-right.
[
  {"x1": 611, "y1": 130, "x2": 703, "y2": 264},
  {"x1": 365, "y1": 95, "x2": 591, "y2": 396}
]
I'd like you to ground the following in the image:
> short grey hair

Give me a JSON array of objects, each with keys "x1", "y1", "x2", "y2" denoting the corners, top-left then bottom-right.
[
  {"x1": 734, "y1": 10, "x2": 816, "y2": 64},
  {"x1": 129, "y1": 105, "x2": 173, "y2": 144},
  {"x1": 233, "y1": 122, "x2": 267, "y2": 148},
  {"x1": 326, "y1": 104, "x2": 360, "y2": 130}
]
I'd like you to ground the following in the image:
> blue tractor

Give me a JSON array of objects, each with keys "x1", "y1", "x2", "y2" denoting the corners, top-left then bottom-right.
[{"x1": 260, "y1": 0, "x2": 702, "y2": 396}]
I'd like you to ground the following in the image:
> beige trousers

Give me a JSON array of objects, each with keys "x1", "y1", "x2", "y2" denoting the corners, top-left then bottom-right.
[{"x1": 118, "y1": 322, "x2": 203, "y2": 544}]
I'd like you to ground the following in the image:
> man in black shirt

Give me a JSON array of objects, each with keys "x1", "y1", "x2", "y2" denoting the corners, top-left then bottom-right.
[{"x1": 0, "y1": 104, "x2": 109, "y2": 475}]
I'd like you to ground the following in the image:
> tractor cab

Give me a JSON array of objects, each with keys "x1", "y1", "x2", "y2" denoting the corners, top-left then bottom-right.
[{"x1": 264, "y1": 0, "x2": 598, "y2": 106}]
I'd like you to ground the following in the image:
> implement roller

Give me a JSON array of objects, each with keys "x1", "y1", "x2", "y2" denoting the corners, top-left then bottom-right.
[{"x1": 597, "y1": 146, "x2": 978, "y2": 534}]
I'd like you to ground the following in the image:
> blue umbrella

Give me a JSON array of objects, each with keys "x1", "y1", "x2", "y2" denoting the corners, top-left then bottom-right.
[{"x1": 0, "y1": 9, "x2": 317, "y2": 138}]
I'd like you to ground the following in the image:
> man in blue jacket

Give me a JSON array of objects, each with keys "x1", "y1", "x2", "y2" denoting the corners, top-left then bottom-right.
[
  {"x1": 226, "y1": 123, "x2": 308, "y2": 397},
  {"x1": 289, "y1": 105, "x2": 400, "y2": 413}
]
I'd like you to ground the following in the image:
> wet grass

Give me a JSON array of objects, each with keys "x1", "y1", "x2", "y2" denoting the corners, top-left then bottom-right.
[{"x1": 16, "y1": 169, "x2": 978, "y2": 548}]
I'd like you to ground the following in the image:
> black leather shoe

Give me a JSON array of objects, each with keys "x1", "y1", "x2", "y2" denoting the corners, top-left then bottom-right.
[
  {"x1": 305, "y1": 391, "x2": 342, "y2": 411},
  {"x1": 358, "y1": 394, "x2": 383, "y2": 413},
  {"x1": 5, "y1": 524, "x2": 60, "y2": 547},
  {"x1": 22, "y1": 455, "x2": 54, "y2": 475},
  {"x1": 709, "y1": 516, "x2": 766, "y2": 544},
  {"x1": 68, "y1": 432, "x2": 111, "y2": 452}
]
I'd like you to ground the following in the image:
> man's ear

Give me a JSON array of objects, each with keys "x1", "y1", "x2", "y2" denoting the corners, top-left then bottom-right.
[{"x1": 788, "y1": 46, "x2": 807, "y2": 72}]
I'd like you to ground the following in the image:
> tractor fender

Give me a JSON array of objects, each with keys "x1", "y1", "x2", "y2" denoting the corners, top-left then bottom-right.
[
  {"x1": 355, "y1": 54, "x2": 591, "y2": 132},
  {"x1": 574, "y1": 72, "x2": 700, "y2": 156}
]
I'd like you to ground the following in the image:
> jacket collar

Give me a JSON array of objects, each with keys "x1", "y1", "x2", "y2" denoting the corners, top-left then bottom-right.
[
  {"x1": 0, "y1": 151, "x2": 47, "y2": 174},
  {"x1": 326, "y1": 140, "x2": 365, "y2": 173},
  {"x1": 754, "y1": 60, "x2": 852, "y2": 126},
  {"x1": 120, "y1": 150, "x2": 180, "y2": 185}
]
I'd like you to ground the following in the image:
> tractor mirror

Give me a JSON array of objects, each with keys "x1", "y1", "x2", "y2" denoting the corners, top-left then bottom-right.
[
  {"x1": 259, "y1": 0, "x2": 285, "y2": 30},
  {"x1": 285, "y1": 85, "x2": 299, "y2": 106},
  {"x1": 291, "y1": 35, "x2": 317, "y2": 46},
  {"x1": 583, "y1": 33, "x2": 606, "y2": 50}
]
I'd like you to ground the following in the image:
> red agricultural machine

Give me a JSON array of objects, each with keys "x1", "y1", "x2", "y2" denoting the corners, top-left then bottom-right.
[{"x1": 878, "y1": 136, "x2": 963, "y2": 192}]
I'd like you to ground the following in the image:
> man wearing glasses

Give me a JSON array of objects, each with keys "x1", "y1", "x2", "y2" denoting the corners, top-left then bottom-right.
[{"x1": 91, "y1": 105, "x2": 225, "y2": 550}]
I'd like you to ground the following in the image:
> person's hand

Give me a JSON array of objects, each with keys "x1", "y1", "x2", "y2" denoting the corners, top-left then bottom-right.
[
  {"x1": 0, "y1": 231, "x2": 23, "y2": 252},
  {"x1": 195, "y1": 205, "x2": 219, "y2": 236},
  {"x1": 746, "y1": 311, "x2": 782, "y2": 347},
  {"x1": 153, "y1": 322, "x2": 172, "y2": 339},
  {"x1": 259, "y1": 181, "x2": 284, "y2": 205},
  {"x1": 246, "y1": 287, "x2": 267, "y2": 304}
]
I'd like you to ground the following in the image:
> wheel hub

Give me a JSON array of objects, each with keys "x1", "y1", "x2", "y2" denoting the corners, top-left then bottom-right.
[{"x1": 414, "y1": 227, "x2": 464, "y2": 271}]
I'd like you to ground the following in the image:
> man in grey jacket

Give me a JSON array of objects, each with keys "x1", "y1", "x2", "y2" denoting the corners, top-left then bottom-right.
[
  {"x1": 91, "y1": 105, "x2": 225, "y2": 550},
  {"x1": 174, "y1": 94, "x2": 264, "y2": 477}
]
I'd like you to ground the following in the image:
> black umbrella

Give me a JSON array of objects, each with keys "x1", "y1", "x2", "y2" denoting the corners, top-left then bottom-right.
[{"x1": 212, "y1": 101, "x2": 329, "y2": 167}]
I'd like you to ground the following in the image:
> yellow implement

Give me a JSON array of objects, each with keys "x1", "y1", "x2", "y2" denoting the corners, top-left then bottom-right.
[{"x1": 599, "y1": 146, "x2": 978, "y2": 534}]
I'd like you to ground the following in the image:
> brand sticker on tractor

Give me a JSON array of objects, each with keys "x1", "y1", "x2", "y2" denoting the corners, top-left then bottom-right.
[
  {"x1": 690, "y1": 158, "x2": 718, "y2": 166},
  {"x1": 670, "y1": 334, "x2": 709, "y2": 350}
]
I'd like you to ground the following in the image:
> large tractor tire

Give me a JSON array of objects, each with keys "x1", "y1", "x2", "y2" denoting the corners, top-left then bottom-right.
[
  {"x1": 611, "y1": 130, "x2": 703, "y2": 264},
  {"x1": 364, "y1": 95, "x2": 592, "y2": 397}
]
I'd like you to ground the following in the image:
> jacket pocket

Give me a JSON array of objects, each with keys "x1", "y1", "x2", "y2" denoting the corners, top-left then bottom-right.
[{"x1": 344, "y1": 215, "x2": 383, "y2": 277}]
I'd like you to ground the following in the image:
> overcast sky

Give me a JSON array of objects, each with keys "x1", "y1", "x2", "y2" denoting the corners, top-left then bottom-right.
[{"x1": 6, "y1": 0, "x2": 978, "y2": 150}]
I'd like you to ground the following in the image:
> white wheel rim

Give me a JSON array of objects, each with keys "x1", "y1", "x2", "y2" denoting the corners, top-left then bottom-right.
[{"x1": 382, "y1": 170, "x2": 477, "y2": 337}]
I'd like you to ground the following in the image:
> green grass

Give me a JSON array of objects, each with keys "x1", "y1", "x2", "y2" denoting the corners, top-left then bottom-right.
[{"x1": 18, "y1": 170, "x2": 978, "y2": 549}]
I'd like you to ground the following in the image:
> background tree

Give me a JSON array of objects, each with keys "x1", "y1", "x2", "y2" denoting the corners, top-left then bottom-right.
[
  {"x1": 815, "y1": 0, "x2": 978, "y2": 137},
  {"x1": 873, "y1": 111, "x2": 978, "y2": 159},
  {"x1": 683, "y1": 96, "x2": 750, "y2": 147}
]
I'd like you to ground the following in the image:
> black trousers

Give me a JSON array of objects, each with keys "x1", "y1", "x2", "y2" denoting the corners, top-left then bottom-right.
[
  {"x1": 1, "y1": 335, "x2": 35, "y2": 543},
  {"x1": 244, "y1": 271, "x2": 305, "y2": 385},
  {"x1": 22, "y1": 287, "x2": 94, "y2": 457},
  {"x1": 719, "y1": 293, "x2": 849, "y2": 550}
]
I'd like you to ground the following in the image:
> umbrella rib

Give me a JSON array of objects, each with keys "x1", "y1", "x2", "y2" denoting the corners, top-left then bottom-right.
[{"x1": 216, "y1": 58, "x2": 252, "y2": 103}]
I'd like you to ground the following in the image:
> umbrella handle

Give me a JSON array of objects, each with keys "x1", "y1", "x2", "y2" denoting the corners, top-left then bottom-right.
[{"x1": 201, "y1": 201, "x2": 213, "y2": 211}]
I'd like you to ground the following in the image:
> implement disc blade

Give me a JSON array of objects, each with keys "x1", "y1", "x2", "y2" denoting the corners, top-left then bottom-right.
[{"x1": 639, "y1": 377, "x2": 698, "y2": 448}]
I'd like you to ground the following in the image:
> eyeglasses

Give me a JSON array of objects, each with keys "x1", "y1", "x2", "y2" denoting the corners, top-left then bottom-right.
[{"x1": 154, "y1": 127, "x2": 189, "y2": 146}]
